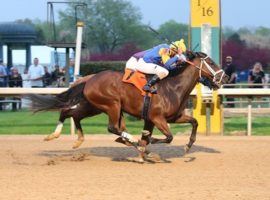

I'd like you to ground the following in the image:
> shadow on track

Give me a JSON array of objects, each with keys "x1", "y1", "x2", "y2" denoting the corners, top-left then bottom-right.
[{"x1": 39, "y1": 145, "x2": 220, "y2": 163}]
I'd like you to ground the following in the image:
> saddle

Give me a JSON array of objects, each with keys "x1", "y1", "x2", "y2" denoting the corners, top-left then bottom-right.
[
  {"x1": 122, "y1": 69, "x2": 153, "y2": 97},
  {"x1": 122, "y1": 69, "x2": 153, "y2": 119}
]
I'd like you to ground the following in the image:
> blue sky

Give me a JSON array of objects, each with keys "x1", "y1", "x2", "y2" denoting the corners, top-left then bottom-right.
[{"x1": 1, "y1": 0, "x2": 270, "y2": 28}]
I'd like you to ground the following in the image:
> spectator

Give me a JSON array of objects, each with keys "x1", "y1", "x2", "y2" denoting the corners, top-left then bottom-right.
[
  {"x1": 0, "y1": 59, "x2": 7, "y2": 110},
  {"x1": 0, "y1": 59, "x2": 7, "y2": 87},
  {"x1": 51, "y1": 65, "x2": 64, "y2": 87},
  {"x1": 3, "y1": 65, "x2": 10, "y2": 87},
  {"x1": 69, "y1": 59, "x2": 75, "y2": 83},
  {"x1": 28, "y1": 58, "x2": 45, "y2": 88},
  {"x1": 43, "y1": 66, "x2": 52, "y2": 87},
  {"x1": 9, "y1": 67, "x2": 23, "y2": 110},
  {"x1": 22, "y1": 68, "x2": 31, "y2": 88},
  {"x1": 223, "y1": 56, "x2": 237, "y2": 108},
  {"x1": 248, "y1": 62, "x2": 265, "y2": 88}
]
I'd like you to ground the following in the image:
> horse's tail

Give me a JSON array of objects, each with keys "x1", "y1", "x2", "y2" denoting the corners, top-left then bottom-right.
[{"x1": 27, "y1": 82, "x2": 86, "y2": 113}]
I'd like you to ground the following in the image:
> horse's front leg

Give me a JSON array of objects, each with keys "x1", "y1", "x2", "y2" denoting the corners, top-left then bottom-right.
[
  {"x1": 150, "y1": 116, "x2": 173, "y2": 144},
  {"x1": 136, "y1": 121, "x2": 156, "y2": 161},
  {"x1": 139, "y1": 120, "x2": 155, "y2": 146},
  {"x1": 173, "y1": 114, "x2": 198, "y2": 154}
]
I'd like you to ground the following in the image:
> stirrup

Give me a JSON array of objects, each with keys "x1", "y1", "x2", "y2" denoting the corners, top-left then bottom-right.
[
  {"x1": 143, "y1": 85, "x2": 157, "y2": 94},
  {"x1": 149, "y1": 87, "x2": 157, "y2": 94}
]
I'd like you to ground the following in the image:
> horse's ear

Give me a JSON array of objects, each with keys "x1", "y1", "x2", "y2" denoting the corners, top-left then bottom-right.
[{"x1": 185, "y1": 50, "x2": 196, "y2": 60}]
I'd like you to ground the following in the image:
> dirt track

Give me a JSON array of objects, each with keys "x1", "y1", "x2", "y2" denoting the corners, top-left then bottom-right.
[{"x1": 0, "y1": 135, "x2": 269, "y2": 200}]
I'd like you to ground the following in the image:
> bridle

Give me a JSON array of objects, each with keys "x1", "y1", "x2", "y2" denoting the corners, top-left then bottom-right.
[{"x1": 185, "y1": 55, "x2": 225, "y2": 85}]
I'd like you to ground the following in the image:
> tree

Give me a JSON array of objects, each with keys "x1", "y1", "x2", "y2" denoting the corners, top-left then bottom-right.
[
  {"x1": 255, "y1": 26, "x2": 270, "y2": 37},
  {"x1": 222, "y1": 26, "x2": 235, "y2": 40},
  {"x1": 227, "y1": 33, "x2": 245, "y2": 46},
  {"x1": 58, "y1": 0, "x2": 154, "y2": 53},
  {"x1": 15, "y1": 18, "x2": 48, "y2": 44},
  {"x1": 158, "y1": 20, "x2": 188, "y2": 45}
]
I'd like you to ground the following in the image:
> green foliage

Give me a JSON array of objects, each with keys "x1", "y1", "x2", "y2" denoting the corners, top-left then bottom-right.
[
  {"x1": 58, "y1": 0, "x2": 154, "y2": 53},
  {"x1": 222, "y1": 26, "x2": 235, "y2": 39},
  {"x1": 32, "y1": 19, "x2": 52, "y2": 44},
  {"x1": 255, "y1": 26, "x2": 270, "y2": 37},
  {"x1": 15, "y1": 18, "x2": 48, "y2": 44},
  {"x1": 80, "y1": 61, "x2": 125, "y2": 75},
  {"x1": 158, "y1": 20, "x2": 189, "y2": 45},
  {"x1": 223, "y1": 25, "x2": 270, "y2": 50},
  {"x1": 227, "y1": 33, "x2": 245, "y2": 45}
]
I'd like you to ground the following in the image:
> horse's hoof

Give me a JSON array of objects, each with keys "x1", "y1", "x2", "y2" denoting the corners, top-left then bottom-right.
[
  {"x1": 184, "y1": 145, "x2": 190, "y2": 155},
  {"x1": 115, "y1": 137, "x2": 133, "y2": 146},
  {"x1": 44, "y1": 133, "x2": 60, "y2": 141},
  {"x1": 127, "y1": 157, "x2": 144, "y2": 164},
  {"x1": 72, "y1": 139, "x2": 84, "y2": 149},
  {"x1": 144, "y1": 152, "x2": 161, "y2": 162}
]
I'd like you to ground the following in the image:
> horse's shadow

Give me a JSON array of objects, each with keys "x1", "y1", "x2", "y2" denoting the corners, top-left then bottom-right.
[{"x1": 39, "y1": 144, "x2": 220, "y2": 163}]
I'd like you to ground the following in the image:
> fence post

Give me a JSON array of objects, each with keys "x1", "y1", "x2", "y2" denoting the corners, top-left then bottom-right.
[
  {"x1": 193, "y1": 84, "x2": 207, "y2": 135},
  {"x1": 247, "y1": 98, "x2": 252, "y2": 136},
  {"x1": 74, "y1": 21, "x2": 84, "y2": 82},
  {"x1": 210, "y1": 90, "x2": 222, "y2": 135}
]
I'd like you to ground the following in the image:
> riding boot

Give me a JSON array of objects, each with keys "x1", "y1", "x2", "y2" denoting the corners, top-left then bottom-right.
[{"x1": 143, "y1": 75, "x2": 160, "y2": 94}]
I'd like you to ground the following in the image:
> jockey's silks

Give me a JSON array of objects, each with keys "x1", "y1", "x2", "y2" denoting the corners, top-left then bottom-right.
[
  {"x1": 143, "y1": 44, "x2": 179, "y2": 70},
  {"x1": 133, "y1": 50, "x2": 150, "y2": 59}
]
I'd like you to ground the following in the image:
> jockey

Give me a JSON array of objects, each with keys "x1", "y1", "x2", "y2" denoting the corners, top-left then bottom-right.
[{"x1": 125, "y1": 39, "x2": 187, "y2": 93}]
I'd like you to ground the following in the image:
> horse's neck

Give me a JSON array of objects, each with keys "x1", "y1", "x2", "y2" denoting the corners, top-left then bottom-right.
[
  {"x1": 159, "y1": 65, "x2": 199, "y2": 117},
  {"x1": 163, "y1": 65, "x2": 199, "y2": 94}
]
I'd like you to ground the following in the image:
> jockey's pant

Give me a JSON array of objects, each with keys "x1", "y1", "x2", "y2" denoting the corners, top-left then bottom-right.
[
  {"x1": 136, "y1": 58, "x2": 169, "y2": 79},
  {"x1": 125, "y1": 57, "x2": 137, "y2": 71}
]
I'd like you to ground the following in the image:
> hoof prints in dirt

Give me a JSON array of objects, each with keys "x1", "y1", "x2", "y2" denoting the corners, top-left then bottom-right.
[
  {"x1": 7, "y1": 150, "x2": 30, "y2": 166},
  {"x1": 44, "y1": 151, "x2": 89, "y2": 165}
]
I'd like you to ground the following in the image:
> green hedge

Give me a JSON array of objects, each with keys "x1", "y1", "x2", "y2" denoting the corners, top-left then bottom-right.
[{"x1": 80, "y1": 61, "x2": 126, "y2": 76}]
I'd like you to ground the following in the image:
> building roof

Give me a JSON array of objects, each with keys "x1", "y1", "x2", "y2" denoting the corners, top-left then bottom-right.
[{"x1": 0, "y1": 22, "x2": 38, "y2": 46}]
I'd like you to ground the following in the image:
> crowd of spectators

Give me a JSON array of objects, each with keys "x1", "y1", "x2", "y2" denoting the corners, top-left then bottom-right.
[
  {"x1": 222, "y1": 55, "x2": 266, "y2": 108},
  {"x1": 0, "y1": 57, "x2": 75, "y2": 110}
]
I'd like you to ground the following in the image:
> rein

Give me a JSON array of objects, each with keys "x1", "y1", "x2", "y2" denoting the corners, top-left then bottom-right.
[{"x1": 185, "y1": 56, "x2": 225, "y2": 84}]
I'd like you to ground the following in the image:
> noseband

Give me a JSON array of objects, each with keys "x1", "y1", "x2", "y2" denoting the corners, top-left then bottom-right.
[{"x1": 186, "y1": 55, "x2": 225, "y2": 85}]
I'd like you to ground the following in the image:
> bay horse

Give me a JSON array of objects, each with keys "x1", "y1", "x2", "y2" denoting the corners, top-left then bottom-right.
[
  {"x1": 30, "y1": 51, "x2": 228, "y2": 160},
  {"x1": 43, "y1": 74, "x2": 206, "y2": 149}
]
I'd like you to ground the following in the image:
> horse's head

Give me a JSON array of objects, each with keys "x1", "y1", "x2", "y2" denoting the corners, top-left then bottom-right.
[{"x1": 186, "y1": 51, "x2": 229, "y2": 89}]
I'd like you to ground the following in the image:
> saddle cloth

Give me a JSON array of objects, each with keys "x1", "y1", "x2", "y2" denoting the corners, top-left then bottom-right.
[{"x1": 122, "y1": 69, "x2": 152, "y2": 96}]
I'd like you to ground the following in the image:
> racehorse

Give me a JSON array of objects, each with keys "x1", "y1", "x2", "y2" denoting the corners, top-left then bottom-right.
[
  {"x1": 30, "y1": 51, "x2": 228, "y2": 161},
  {"x1": 43, "y1": 74, "x2": 201, "y2": 149}
]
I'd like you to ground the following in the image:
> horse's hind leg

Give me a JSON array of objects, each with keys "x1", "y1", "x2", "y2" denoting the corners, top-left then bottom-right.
[
  {"x1": 174, "y1": 114, "x2": 198, "y2": 153},
  {"x1": 44, "y1": 109, "x2": 68, "y2": 141},
  {"x1": 72, "y1": 118, "x2": 85, "y2": 149},
  {"x1": 71, "y1": 104, "x2": 102, "y2": 149}
]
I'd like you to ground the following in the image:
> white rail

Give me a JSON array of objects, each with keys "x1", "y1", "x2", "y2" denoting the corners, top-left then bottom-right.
[
  {"x1": 1, "y1": 87, "x2": 270, "y2": 136},
  {"x1": 0, "y1": 88, "x2": 68, "y2": 96}
]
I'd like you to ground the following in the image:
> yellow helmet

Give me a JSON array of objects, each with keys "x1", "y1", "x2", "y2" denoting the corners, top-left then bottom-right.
[{"x1": 170, "y1": 39, "x2": 187, "y2": 52}]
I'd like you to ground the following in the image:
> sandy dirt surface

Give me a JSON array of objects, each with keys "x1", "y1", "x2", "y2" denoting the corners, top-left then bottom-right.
[{"x1": 0, "y1": 135, "x2": 269, "y2": 200}]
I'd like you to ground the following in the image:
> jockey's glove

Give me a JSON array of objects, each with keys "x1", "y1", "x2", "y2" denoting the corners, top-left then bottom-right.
[{"x1": 176, "y1": 54, "x2": 187, "y2": 62}]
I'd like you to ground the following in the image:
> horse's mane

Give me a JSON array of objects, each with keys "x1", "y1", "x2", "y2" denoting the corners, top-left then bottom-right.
[
  {"x1": 168, "y1": 51, "x2": 206, "y2": 77},
  {"x1": 186, "y1": 51, "x2": 207, "y2": 60}
]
